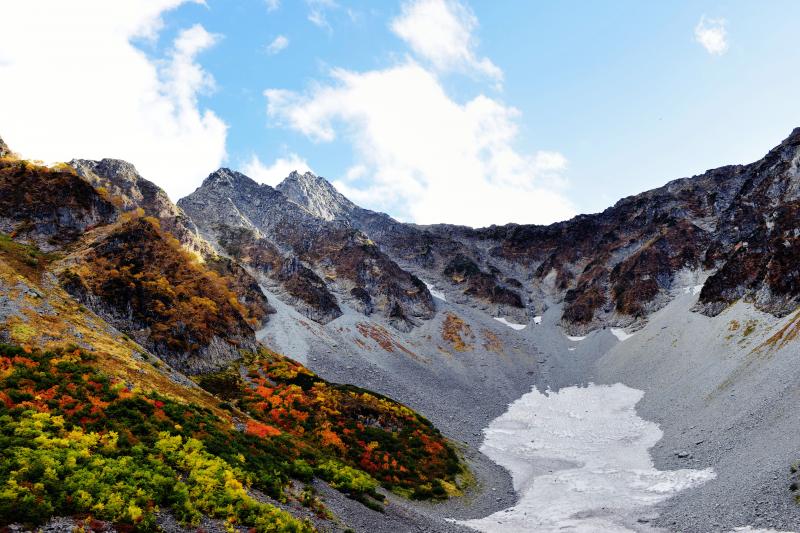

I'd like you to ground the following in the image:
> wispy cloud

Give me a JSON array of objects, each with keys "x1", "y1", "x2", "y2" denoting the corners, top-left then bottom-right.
[
  {"x1": 306, "y1": 0, "x2": 337, "y2": 30},
  {"x1": 265, "y1": 35, "x2": 289, "y2": 55},
  {"x1": 264, "y1": 0, "x2": 279, "y2": 12},
  {"x1": 694, "y1": 16, "x2": 729, "y2": 55},
  {"x1": 391, "y1": 0, "x2": 502, "y2": 86}
]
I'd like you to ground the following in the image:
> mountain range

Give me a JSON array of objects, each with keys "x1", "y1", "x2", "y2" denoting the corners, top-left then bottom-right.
[{"x1": 1, "y1": 129, "x2": 800, "y2": 532}]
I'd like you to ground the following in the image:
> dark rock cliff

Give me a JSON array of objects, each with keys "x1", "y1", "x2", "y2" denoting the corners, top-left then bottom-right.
[{"x1": 179, "y1": 169, "x2": 435, "y2": 330}]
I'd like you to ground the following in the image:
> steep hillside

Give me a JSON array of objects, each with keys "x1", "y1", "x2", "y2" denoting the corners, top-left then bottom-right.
[
  {"x1": 69, "y1": 157, "x2": 274, "y2": 328},
  {"x1": 276, "y1": 172, "x2": 527, "y2": 321},
  {"x1": 0, "y1": 158, "x2": 117, "y2": 250},
  {"x1": 58, "y1": 214, "x2": 260, "y2": 373},
  {"x1": 0, "y1": 139, "x2": 468, "y2": 532}
]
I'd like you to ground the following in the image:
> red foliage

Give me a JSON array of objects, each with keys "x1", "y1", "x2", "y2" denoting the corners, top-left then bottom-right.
[{"x1": 245, "y1": 420, "x2": 282, "y2": 438}]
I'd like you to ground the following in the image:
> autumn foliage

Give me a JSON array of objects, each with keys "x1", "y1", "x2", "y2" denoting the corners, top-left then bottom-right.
[
  {"x1": 199, "y1": 348, "x2": 463, "y2": 500},
  {"x1": 0, "y1": 343, "x2": 314, "y2": 531},
  {"x1": 441, "y1": 313, "x2": 474, "y2": 352},
  {"x1": 60, "y1": 215, "x2": 258, "y2": 363}
]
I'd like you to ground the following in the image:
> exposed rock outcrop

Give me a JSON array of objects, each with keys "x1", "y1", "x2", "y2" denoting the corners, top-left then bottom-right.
[
  {"x1": 276, "y1": 171, "x2": 528, "y2": 320},
  {"x1": 0, "y1": 159, "x2": 117, "y2": 250},
  {"x1": 59, "y1": 216, "x2": 259, "y2": 373},
  {"x1": 179, "y1": 169, "x2": 435, "y2": 330},
  {"x1": 0, "y1": 136, "x2": 11, "y2": 158},
  {"x1": 70, "y1": 158, "x2": 212, "y2": 254},
  {"x1": 277, "y1": 170, "x2": 356, "y2": 221}
]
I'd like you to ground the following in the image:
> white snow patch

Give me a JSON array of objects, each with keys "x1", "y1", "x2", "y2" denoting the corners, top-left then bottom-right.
[
  {"x1": 493, "y1": 317, "x2": 527, "y2": 330},
  {"x1": 566, "y1": 335, "x2": 586, "y2": 341},
  {"x1": 610, "y1": 327, "x2": 635, "y2": 341},
  {"x1": 730, "y1": 526, "x2": 795, "y2": 533},
  {"x1": 683, "y1": 284, "x2": 704, "y2": 295},
  {"x1": 533, "y1": 316, "x2": 542, "y2": 324},
  {"x1": 423, "y1": 281, "x2": 446, "y2": 301},
  {"x1": 458, "y1": 383, "x2": 715, "y2": 532}
]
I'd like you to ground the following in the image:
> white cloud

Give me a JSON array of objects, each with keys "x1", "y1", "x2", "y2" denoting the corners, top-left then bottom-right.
[
  {"x1": 265, "y1": 62, "x2": 574, "y2": 227},
  {"x1": 306, "y1": 0, "x2": 338, "y2": 30},
  {"x1": 391, "y1": 0, "x2": 502, "y2": 85},
  {"x1": 694, "y1": 16, "x2": 728, "y2": 55},
  {"x1": 264, "y1": 0, "x2": 280, "y2": 12},
  {"x1": 0, "y1": 0, "x2": 227, "y2": 201},
  {"x1": 243, "y1": 153, "x2": 313, "y2": 186},
  {"x1": 266, "y1": 35, "x2": 289, "y2": 55},
  {"x1": 342, "y1": 164, "x2": 367, "y2": 182}
]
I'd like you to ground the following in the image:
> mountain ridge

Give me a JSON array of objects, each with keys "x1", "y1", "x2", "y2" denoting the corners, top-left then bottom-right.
[{"x1": 268, "y1": 127, "x2": 800, "y2": 333}]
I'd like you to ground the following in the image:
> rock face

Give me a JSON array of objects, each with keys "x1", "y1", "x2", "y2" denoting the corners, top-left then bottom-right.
[
  {"x1": 270, "y1": 128, "x2": 800, "y2": 333},
  {"x1": 59, "y1": 216, "x2": 259, "y2": 373},
  {"x1": 277, "y1": 170, "x2": 356, "y2": 221},
  {"x1": 179, "y1": 169, "x2": 435, "y2": 330},
  {"x1": 0, "y1": 136, "x2": 11, "y2": 158},
  {"x1": 276, "y1": 170, "x2": 528, "y2": 320},
  {"x1": 695, "y1": 129, "x2": 800, "y2": 316},
  {"x1": 70, "y1": 158, "x2": 211, "y2": 254},
  {"x1": 0, "y1": 159, "x2": 117, "y2": 250}
]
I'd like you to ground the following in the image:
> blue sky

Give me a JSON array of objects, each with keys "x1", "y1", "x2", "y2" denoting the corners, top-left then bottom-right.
[{"x1": 3, "y1": 1, "x2": 800, "y2": 226}]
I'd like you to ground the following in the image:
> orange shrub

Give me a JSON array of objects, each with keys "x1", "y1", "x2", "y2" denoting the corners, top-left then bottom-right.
[{"x1": 246, "y1": 420, "x2": 282, "y2": 438}]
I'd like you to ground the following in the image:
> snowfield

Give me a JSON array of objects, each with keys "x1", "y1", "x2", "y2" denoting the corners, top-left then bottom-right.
[
  {"x1": 610, "y1": 327, "x2": 635, "y2": 341},
  {"x1": 493, "y1": 317, "x2": 527, "y2": 330},
  {"x1": 424, "y1": 281, "x2": 447, "y2": 301},
  {"x1": 459, "y1": 383, "x2": 716, "y2": 532}
]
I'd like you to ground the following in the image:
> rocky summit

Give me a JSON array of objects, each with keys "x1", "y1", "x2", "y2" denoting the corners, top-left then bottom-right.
[
  {"x1": 1, "y1": 129, "x2": 800, "y2": 532},
  {"x1": 178, "y1": 168, "x2": 435, "y2": 331}
]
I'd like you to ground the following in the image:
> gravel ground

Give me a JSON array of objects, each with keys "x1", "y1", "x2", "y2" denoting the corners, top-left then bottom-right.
[
  {"x1": 594, "y1": 291, "x2": 800, "y2": 532},
  {"x1": 259, "y1": 295, "x2": 546, "y2": 531}
]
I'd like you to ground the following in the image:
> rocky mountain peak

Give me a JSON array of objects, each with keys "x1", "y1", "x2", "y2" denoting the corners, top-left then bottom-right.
[
  {"x1": 0, "y1": 135, "x2": 10, "y2": 158},
  {"x1": 202, "y1": 167, "x2": 247, "y2": 189},
  {"x1": 200, "y1": 167, "x2": 289, "y2": 203},
  {"x1": 277, "y1": 170, "x2": 355, "y2": 221},
  {"x1": 783, "y1": 126, "x2": 800, "y2": 145},
  {"x1": 202, "y1": 167, "x2": 272, "y2": 192},
  {"x1": 72, "y1": 158, "x2": 140, "y2": 183},
  {"x1": 180, "y1": 169, "x2": 435, "y2": 330},
  {"x1": 71, "y1": 158, "x2": 182, "y2": 219}
]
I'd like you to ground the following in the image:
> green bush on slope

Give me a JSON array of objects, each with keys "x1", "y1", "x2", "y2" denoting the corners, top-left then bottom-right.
[
  {"x1": 0, "y1": 413, "x2": 310, "y2": 532},
  {"x1": 0, "y1": 343, "x2": 314, "y2": 531}
]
